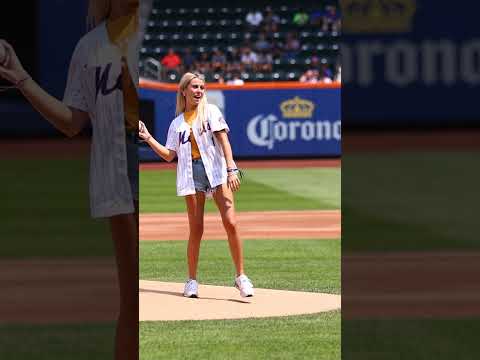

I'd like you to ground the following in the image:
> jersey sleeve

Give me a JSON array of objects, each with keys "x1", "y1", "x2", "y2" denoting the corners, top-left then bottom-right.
[
  {"x1": 208, "y1": 104, "x2": 230, "y2": 133},
  {"x1": 63, "y1": 40, "x2": 89, "y2": 112},
  {"x1": 165, "y1": 120, "x2": 178, "y2": 151}
]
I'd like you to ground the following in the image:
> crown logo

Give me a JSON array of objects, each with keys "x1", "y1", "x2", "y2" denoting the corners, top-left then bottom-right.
[
  {"x1": 280, "y1": 97, "x2": 315, "y2": 119},
  {"x1": 341, "y1": 0, "x2": 416, "y2": 33}
]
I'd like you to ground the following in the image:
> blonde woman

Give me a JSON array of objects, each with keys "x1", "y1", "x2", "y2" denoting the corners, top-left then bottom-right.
[
  {"x1": 0, "y1": 1, "x2": 139, "y2": 359},
  {"x1": 139, "y1": 72, "x2": 254, "y2": 298}
]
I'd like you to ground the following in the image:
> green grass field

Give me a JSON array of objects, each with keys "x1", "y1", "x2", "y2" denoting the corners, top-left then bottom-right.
[
  {"x1": 140, "y1": 166, "x2": 341, "y2": 359},
  {"x1": 343, "y1": 318, "x2": 480, "y2": 360},
  {"x1": 140, "y1": 239, "x2": 340, "y2": 294},
  {"x1": 1, "y1": 159, "x2": 112, "y2": 258},
  {"x1": 0, "y1": 323, "x2": 116, "y2": 360},
  {"x1": 141, "y1": 311, "x2": 340, "y2": 360},
  {"x1": 343, "y1": 151, "x2": 479, "y2": 252},
  {"x1": 139, "y1": 239, "x2": 340, "y2": 360},
  {"x1": 140, "y1": 167, "x2": 341, "y2": 212}
]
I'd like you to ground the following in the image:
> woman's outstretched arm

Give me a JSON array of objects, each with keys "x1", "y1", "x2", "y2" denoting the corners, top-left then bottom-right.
[
  {"x1": 0, "y1": 40, "x2": 89, "y2": 137},
  {"x1": 139, "y1": 121, "x2": 176, "y2": 162}
]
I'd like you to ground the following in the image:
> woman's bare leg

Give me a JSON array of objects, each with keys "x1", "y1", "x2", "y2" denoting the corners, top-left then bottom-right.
[
  {"x1": 213, "y1": 184, "x2": 244, "y2": 276},
  {"x1": 185, "y1": 192, "x2": 206, "y2": 279},
  {"x1": 109, "y1": 211, "x2": 138, "y2": 360}
]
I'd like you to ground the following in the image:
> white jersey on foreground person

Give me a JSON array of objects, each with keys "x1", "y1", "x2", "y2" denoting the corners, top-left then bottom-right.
[{"x1": 64, "y1": 21, "x2": 139, "y2": 218}]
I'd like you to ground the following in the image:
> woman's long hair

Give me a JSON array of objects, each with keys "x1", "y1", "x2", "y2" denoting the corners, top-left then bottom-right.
[
  {"x1": 176, "y1": 72, "x2": 208, "y2": 133},
  {"x1": 87, "y1": 0, "x2": 111, "y2": 29}
]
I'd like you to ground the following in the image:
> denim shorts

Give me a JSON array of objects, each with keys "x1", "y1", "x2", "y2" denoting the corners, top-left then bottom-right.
[
  {"x1": 192, "y1": 158, "x2": 212, "y2": 193},
  {"x1": 126, "y1": 133, "x2": 139, "y2": 201}
]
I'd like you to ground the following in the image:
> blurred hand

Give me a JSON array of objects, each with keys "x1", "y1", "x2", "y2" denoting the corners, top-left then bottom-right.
[
  {"x1": 227, "y1": 172, "x2": 241, "y2": 192},
  {"x1": 138, "y1": 120, "x2": 151, "y2": 141},
  {"x1": 0, "y1": 40, "x2": 29, "y2": 84}
]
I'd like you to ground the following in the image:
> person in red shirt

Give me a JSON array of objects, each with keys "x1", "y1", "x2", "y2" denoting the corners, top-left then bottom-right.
[{"x1": 160, "y1": 48, "x2": 182, "y2": 79}]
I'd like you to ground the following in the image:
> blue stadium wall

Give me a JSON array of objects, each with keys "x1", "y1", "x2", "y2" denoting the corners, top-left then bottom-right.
[{"x1": 139, "y1": 83, "x2": 341, "y2": 160}]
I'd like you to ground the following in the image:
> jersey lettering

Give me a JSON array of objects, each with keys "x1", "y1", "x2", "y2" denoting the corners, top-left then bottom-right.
[
  {"x1": 179, "y1": 130, "x2": 191, "y2": 145},
  {"x1": 95, "y1": 63, "x2": 122, "y2": 99}
]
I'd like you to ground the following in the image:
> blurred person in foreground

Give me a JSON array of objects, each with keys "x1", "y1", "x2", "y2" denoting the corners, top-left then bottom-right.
[
  {"x1": 138, "y1": 72, "x2": 254, "y2": 299},
  {"x1": 0, "y1": 0, "x2": 139, "y2": 359}
]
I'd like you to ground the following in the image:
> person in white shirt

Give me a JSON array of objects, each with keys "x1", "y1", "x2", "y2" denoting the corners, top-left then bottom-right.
[
  {"x1": 245, "y1": 9, "x2": 263, "y2": 27},
  {"x1": 226, "y1": 72, "x2": 245, "y2": 85},
  {"x1": 139, "y1": 72, "x2": 254, "y2": 298},
  {"x1": 240, "y1": 47, "x2": 258, "y2": 70},
  {"x1": 0, "y1": 1, "x2": 139, "y2": 359}
]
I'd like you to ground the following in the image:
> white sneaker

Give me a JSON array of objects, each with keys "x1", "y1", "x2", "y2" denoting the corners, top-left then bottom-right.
[
  {"x1": 184, "y1": 279, "x2": 198, "y2": 298},
  {"x1": 235, "y1": 274, "x2": 254, "y2": 297}
]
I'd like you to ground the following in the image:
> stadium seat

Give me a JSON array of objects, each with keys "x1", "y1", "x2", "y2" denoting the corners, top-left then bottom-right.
[{"x1": 142, "y1": 4, "x2": 340, "y2": 82}]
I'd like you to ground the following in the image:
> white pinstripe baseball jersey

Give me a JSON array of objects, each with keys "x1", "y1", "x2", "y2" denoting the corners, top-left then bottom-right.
[
  {"x1": 63, "y1": 21, "x2": 139, "y2": 218},
  {"x1": 166, "y1": 103, "x2": 232, "y2": 196}
]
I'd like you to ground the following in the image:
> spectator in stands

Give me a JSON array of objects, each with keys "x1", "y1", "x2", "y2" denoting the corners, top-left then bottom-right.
[
  {"x1": 182, "y1": 48, "x2": 197, "y2": 73},
  {"x1": 227, "y1": 72, "x2": 245, "y2": 85},
  {"x1": 263, "y1": 6, "x2": 280, "y2": 33},
  {"x1": 300, "y1": 69, "x2": 319, "y2": 83},
  {"x1": 293, "y1": 8, "x2": 309, "y2": 26},
  {"x1": 310, "y1": 51, "x2": 321, "y2": 68},
  {"x1": 271, "y1": 41, "x2": 284, "y2": 61},
  {"x1": 323, "y1": 5, "x2": 340, "y2": 32},
  {"x1": 240, "y1": 47, "x2": 258, "y2": 70},
  {"x1": 318, "y1": 69, "x2": 333, "y2": 83},
  {"x1": 211, "y1": 49, "x2": 227, "y2": 73},
  {"x1": 194, "y1": 52, "x2": 212, "y2": 79},
  {"x1": 226, "y1": 48, "x2": 244, "y2": 73},
  {"x1": 161, "y1": 48, "x2": 182, "y2": 79},
  {"x1": 283, "y1": 32, "x2": 300, "y2": 60},
  {"x1": 245, "y1": 9, "x2": 263, "y2": 29},
  {"x1": 321, "y1": 63, "x2": 333, "y2": 80},
  {"x1": 310, "y1": 9, "x2": 324, "y2": 26},
  {"x1": 256, "y1": 50, "x2": 273, "y2": 72},
  {"x1": 254, "y1": 32, "x2": 272, "y2": 53}
]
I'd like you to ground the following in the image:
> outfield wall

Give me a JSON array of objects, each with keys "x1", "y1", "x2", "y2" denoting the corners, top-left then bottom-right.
[{"x1": 139, "y1": 80, "x2": 341, "y2": 160}]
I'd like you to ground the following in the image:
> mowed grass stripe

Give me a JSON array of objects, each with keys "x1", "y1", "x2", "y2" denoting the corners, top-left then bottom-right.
[
  {"x1": 140, "y1": 168, "x2": 339, "y2": 213},
  {"x1": 245, "y1": 167, "x2": 340, "y2": 209},
  {"x1": 0, "y1": 322, "x2": 116, "y2": 359},
  {"x1": 343, "y1": 318, "x2": 480, "y2": 360},
  {"x1": 141, "y1": 311, "x2": 340, "y2": 360},
  {"x1": 1, "y1": 159, "x2": 112, "y2": 258},
  {"x1": 140, "y1": 239, "x2": 340, "y2": 294}
]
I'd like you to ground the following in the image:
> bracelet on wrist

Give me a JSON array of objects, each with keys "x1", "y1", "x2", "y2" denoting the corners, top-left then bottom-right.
[
  {"x1": 0, "y1": 75, "x2": 31, "y2": 92},
  {"x1": 16, "y1": 76, "x2": 31, "y2": 89}
]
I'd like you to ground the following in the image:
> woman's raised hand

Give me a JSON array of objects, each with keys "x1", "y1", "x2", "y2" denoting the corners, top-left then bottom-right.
[
  {"x1": 138, "y1": 121, "x2": 152, "y2": 142},
  {"x1": 0, "y1": 40, "x2": 29, "y2": 85}
]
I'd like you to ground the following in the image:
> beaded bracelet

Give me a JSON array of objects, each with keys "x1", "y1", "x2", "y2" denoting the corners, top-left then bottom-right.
[{"x1": 0, "y1": 76, "x2": 31, "y2": 92}]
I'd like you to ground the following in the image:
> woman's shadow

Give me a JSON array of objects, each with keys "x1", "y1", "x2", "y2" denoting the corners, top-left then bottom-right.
[{"x1": 139, "y1": 288, "x2": 251, "y2": 304}]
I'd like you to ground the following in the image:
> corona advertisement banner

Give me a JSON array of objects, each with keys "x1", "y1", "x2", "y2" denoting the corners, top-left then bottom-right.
[{"x1": 139, "y1": 83, "x2": 341, "y2": 160}]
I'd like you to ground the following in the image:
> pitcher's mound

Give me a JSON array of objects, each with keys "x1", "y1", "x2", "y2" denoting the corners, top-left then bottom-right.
[{"x1": 140, "y1": 280, "x2": 341, "y2": 321}]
